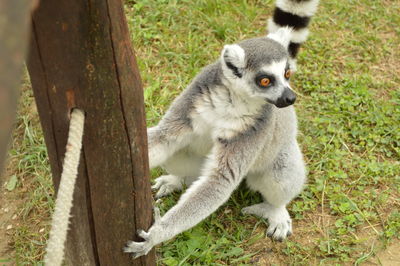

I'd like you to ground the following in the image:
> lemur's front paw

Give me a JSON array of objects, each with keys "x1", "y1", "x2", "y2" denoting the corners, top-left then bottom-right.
[
  {"x1": 124, "y1": 207, "x2": 161, "y2": 259},
  {"x1": 152, "y1": 175, "x2": 183, "y2": 199},
  {"x1": 124, "y1": 230, "x2": 154, "y2": 259},
  {"x1": 124, "y1": 208, "x2": 162, "y2": 258}
]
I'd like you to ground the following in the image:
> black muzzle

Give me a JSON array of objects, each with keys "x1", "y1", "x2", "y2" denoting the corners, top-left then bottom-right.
[{"x1": 274, "y1": 87, "x2": 296, "y2": 108}]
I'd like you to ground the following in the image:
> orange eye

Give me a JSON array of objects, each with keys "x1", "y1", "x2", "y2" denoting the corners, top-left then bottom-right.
[
  {"x1": 285, "y1": 69, "x2": 291, "y2": 79},
  {"x1": 259, "y1": 77, "x2": 270, "y2": 87}
]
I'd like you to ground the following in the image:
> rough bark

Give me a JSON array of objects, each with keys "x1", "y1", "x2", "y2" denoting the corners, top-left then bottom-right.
[{"x1": 27, "y1": 0, "x2": 155, "y2": 265}]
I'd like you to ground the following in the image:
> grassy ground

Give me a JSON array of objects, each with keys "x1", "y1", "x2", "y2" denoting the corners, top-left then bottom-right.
[{"x1": 1, "y1": 0, "x2": 399, "y2": 264}]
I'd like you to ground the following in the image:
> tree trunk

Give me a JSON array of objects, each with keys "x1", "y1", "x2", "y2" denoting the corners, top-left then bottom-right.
[
  {"x1": 27, "y1": 0, "x2": 155, "y2": 265},
  {"x1": 0, "y1": 0, "x2": 31, "y2": 180}
]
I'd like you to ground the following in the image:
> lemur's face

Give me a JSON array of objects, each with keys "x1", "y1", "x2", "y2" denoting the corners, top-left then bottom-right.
[
  {"x1": 247, "y1": 59, "x2": 295, "y2": 108},
  {"x1": 221, "y1": 29, "x2": 296, "y2": 108}
]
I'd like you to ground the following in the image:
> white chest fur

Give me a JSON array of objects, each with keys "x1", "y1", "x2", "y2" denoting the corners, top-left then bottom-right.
[{"x1": 191, "y1": 85, "x2": 265, "y2": 141}]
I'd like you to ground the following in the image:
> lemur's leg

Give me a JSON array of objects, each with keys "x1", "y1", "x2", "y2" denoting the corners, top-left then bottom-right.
[
  {"x1": 148, "y1": 84, "x2": 207, "y2": 169},
  {"x1": 152, "y1": 149, "x2": 206, "y2": 198},
  {"x1": 163, "y1": 149, "x2": 205, "y2": 182},
  {"x1": 125, "y1": 120, "x2": 274, "y2": 258},
  {"x1": 147, "y1": 122, "x2": 194, "y2": 169},
  {"x1": 243, "y1": 141, "x2": 305, "y2": 240}
]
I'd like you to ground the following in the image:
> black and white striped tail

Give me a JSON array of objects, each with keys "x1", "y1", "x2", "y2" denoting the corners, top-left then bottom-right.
[{"x1": 268, "y1": 0, "x2": 319, "y2": 69}]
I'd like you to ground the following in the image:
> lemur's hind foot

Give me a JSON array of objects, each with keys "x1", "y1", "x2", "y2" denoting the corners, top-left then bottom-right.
[
  {"x1": 152, "y1": 175, "x2": 183, "y2": 199},
  {"x1": 242, "y1": 203, "x2": 292, "y2": 241}
]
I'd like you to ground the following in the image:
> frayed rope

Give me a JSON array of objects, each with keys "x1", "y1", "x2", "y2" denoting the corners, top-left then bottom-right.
[{"x1": 44, "y1": 109, "x2": 85, "y2": 266}]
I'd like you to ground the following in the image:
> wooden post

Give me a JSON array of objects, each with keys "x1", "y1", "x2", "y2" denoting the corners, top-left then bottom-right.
[
  {"x1": 0, "y1": 1, "x2": 31, "y2": 179},
  {"x1": 27, "y1": 0, "x2": 155, "y2": 265}
]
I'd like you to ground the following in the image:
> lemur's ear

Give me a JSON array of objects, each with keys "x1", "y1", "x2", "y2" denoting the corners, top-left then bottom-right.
[
  {"x1": 267, "y1": 27, "x2": 292, "y2": 49},
  {"x1": 221, "y1": 44, "x2": 246, "y2": 78}
]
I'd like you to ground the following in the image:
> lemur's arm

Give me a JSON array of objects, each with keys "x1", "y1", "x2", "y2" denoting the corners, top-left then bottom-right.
[
  {"x1": 147, "y1": 89, "x2": 198, "y2": 168},
  {"x1": 147, "y1": 123, "x2": 193, "y2": 168},
  {"x1": 124, "y1": 115, "x2": 274, "y2": 258}
]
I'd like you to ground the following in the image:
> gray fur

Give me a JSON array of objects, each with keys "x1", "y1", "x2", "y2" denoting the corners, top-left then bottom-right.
[
  {"x1": 125, "y1": 1, "x2": 316, "y2": 258},
  {"x1": 125, "y1": 37, "x2": 305, "y2": 258},
  {"x1": 239, "y1": 37, "x2": 288, "y2": 71}
]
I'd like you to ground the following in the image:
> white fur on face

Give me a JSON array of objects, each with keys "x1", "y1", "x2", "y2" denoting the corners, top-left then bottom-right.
[
  {"x1": 276, "y1": 0, "x2": 320, "y2": 17},
  {"x1": 288, "y1": 58, "x2": 297, "y2": 72}
]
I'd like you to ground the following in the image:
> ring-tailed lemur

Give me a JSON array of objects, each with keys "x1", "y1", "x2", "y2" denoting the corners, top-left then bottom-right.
[{"x1": 125, "y1": 0, "x2": 319, "y2": 258}]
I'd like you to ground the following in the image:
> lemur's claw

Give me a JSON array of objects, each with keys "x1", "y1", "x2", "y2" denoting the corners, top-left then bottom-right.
[
  {"x1": 153, "y1": 207, "x2": 161, "y2": 222},
  {"x1": 124, "y1": 238, "x2": 153, "y2": 259},
  {"x1": 124, "y1": 209, "x2": 162, "y2": 259},
  {"x1": 137, "y1": 229, "x2": 150, "y2": 240}
]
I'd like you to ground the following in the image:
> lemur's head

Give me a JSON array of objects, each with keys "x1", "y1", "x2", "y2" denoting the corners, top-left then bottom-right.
[{"x1": 220, "y1": 28, "x2": 296, "y2": 108}]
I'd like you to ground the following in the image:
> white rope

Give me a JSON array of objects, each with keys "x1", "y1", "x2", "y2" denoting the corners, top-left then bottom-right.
[{"x1": 44, "y1": 109, "x2": 85, "y2": 266}]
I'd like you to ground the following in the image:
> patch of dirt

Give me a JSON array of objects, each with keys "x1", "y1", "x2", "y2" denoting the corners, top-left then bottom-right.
[
  {"x1": 247, "y1": 206, "x2": 400, "y2": 265},
  {"x1": 374, "y1": 241, "x2": 400, "y2": 266},
  {"x1": 361, "y1": 237, "x2": 400, "y2": 266},
  {"x1": 247, "y1": 216, "x2": 324, "y2": 265},
  {"x1": 370, "y1": 30, "x2": 400, "y2": 100},
  {"x1": 0, "y1": 169, "x2": 20, "y2": 265}
]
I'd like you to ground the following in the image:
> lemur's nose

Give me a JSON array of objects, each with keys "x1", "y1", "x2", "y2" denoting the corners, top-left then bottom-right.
[
  {"x1": 284, "y1": 90, "x2": 296, "y2": 105},
  {"x1": 275, "y1": 87, "x2": 297, "y2": 108}
]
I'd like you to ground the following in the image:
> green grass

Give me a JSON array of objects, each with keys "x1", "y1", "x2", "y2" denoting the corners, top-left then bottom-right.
[
  {"x1": 6, "y1": 79, "x2": 54, "y2": 264},
  {"x1": 6, "y1": 0, "x2": 400, "y2": 264}
]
